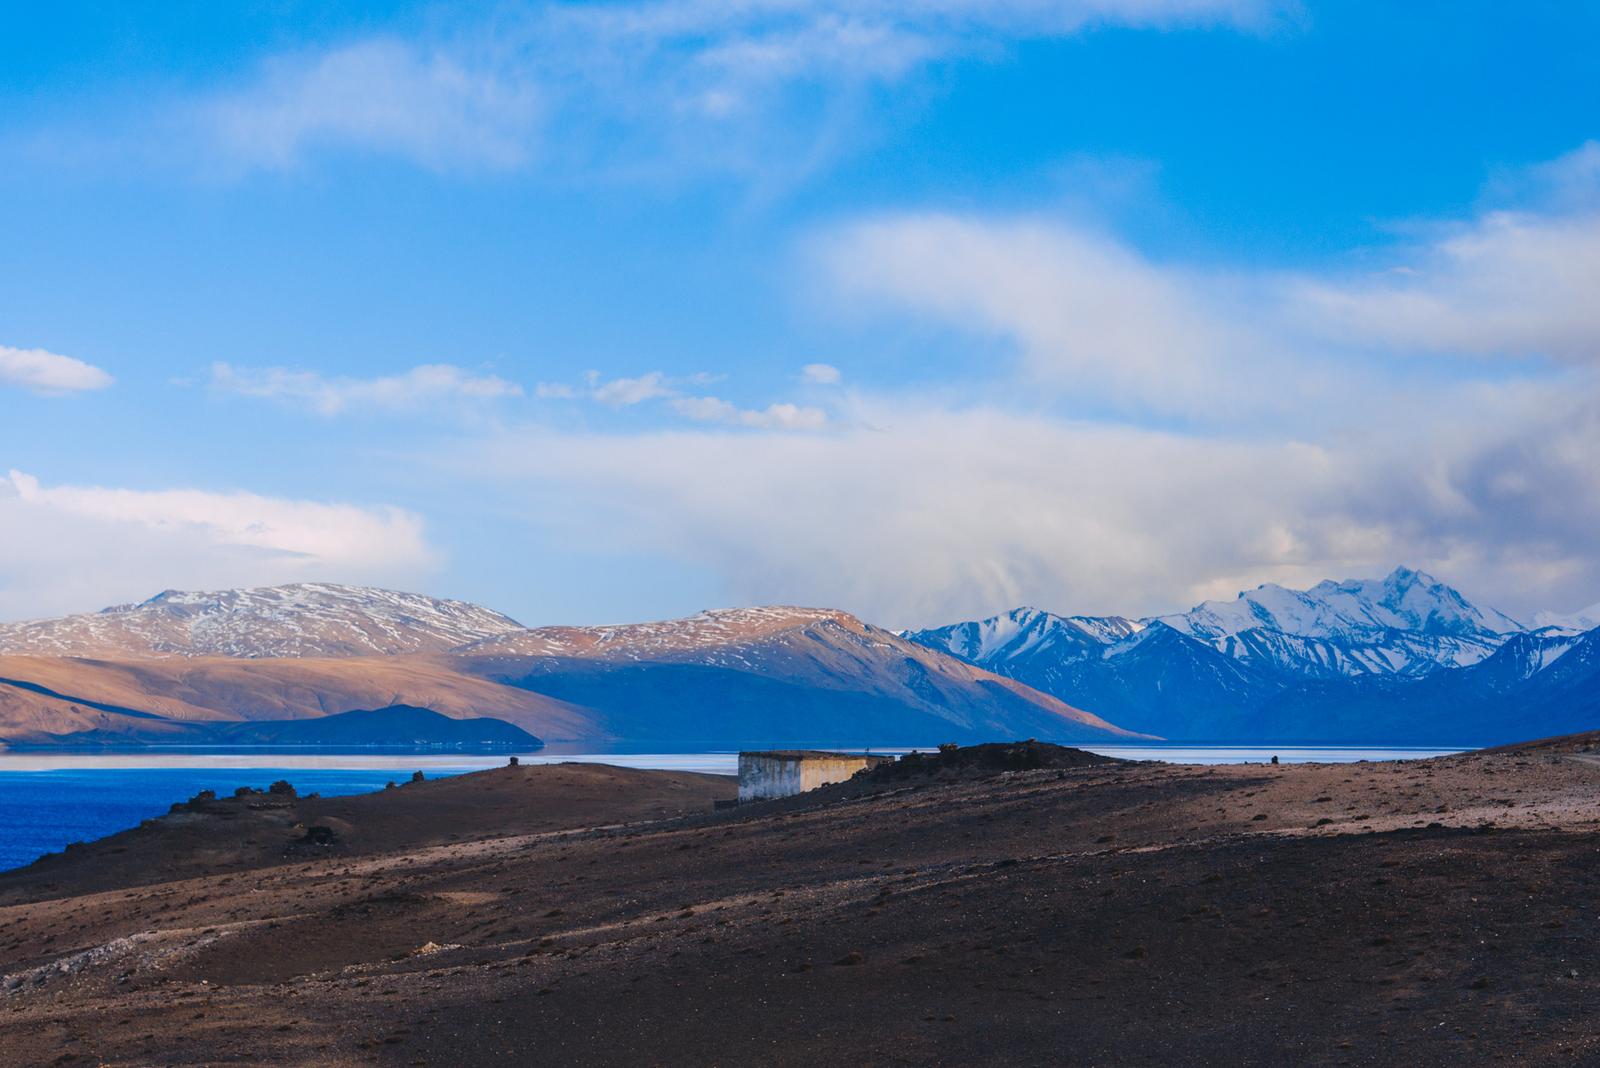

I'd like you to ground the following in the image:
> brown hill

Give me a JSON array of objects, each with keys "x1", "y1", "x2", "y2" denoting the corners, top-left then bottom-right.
[{"x1": 0, "y1": 603, "x2": 1149, "y2": 747}]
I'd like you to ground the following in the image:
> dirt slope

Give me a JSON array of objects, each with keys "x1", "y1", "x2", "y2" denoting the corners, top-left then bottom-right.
[{"x1": 5, "y1": 751, "x2": 1600, "y2": 1065}]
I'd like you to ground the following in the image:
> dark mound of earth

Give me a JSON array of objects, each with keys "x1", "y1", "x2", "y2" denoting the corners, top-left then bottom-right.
[{"x1": 862, "y1": 740, "x2": 1117, "y2": 782}]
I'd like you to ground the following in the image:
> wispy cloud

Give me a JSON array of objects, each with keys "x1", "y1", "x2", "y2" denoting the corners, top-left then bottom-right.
[
  {"x1": 817, "y1": 147, "x2": 1600, "y2": 421},
  {"x1": 549, "y1": 369, "x2": 830, "y2": 430},
  {"x1": 0, "y1": 345, "x2": 114, "y2": 394},
  {"x1": 57, "y1": 0, "x2": 1289, "y2": 179},
  {"x1": 819, "y1": 213, "x2": 1275, "y2": 420},
  {"x1": 799, "y1": 362, "x2": 841, "y2": 385},
  {"x1": 588, "y1": 371, "x2": 675, "y2": 407},
  {"x1": 209, "y1": 362, "x2": 522, "y2": 415},
  {"x1": 1288, "y1": 212, "x2": 1600, "y2": 364},
  {"x1": 671, "y1": 395, "x2": 828, "y2": 429},
  {"x1": 200, "y1": 38, "x2": 541, "y2": 172},
  {"x1": 0, "y1": 470, "x2": 435, "y2": 619}
]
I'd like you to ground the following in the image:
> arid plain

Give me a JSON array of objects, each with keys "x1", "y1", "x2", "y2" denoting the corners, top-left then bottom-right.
[{"x1": 5, "y1": 742, "x2": 1600, "y2": 1066}]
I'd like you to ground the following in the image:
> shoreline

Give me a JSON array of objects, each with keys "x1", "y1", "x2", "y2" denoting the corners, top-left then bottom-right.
[{"x1": 5, "y1": 743, "x2": 1600, "y2": 1064}]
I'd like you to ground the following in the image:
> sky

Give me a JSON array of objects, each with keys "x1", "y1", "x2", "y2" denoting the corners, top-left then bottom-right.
[{"x1": 2, "y1": 0, "x2": 1599, "y2": 628}]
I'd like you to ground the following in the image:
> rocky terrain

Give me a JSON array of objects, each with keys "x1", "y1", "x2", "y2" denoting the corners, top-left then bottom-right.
[
  {"x1": 6, "y1": 745, "x2": 1600, "y2": 1065},
  {"x1": 0, "y1": 585, "x2": 528, "y2": 660}
]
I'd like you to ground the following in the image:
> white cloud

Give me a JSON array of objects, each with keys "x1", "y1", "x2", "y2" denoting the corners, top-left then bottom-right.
[
  {"x1": 800, "y1": 362, "x2": 841, "y2": 384},
  {"x1": 1288, "y1": 211, "x2": 1600, "y2": 363},
  {"x1": 201, "y1": 38, "x2": 540, "y2": 172},
  {"x1": 589, "y1": 371, "x2": 675, "y2": 406},
  {"x1": 0, "y1": 345, "x2": 114, "y2": 394},
  {"x1": 1273, "y1": 142, "x2": 1600, "y2": 365},
  {"x1": 671, "y1": 395, "x2": 828, "y2": 429},
  {"x1": 209, "y1": 362, "x2": 522, "y2": 415},
  {"x1": 0, "y1": 470, "x2": 436, "y2": 620},
  {"x1": 819, "y1": 213, "x2": 1303, "y2": 419},
  {"x1": 563, "y1": 371, "x2": 827, "y2": 428},
  {"x1": 462, "y1": 377, "x2": 1600, "y2": 626},
  {"x1": 819, "y1": 147, "x2": 1600, "y2": 418}
]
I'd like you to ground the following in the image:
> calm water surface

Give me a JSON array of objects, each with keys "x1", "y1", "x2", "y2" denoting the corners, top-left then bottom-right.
[{"x1": 0, "y1": 745, "x2": 1463, "y2": 872}]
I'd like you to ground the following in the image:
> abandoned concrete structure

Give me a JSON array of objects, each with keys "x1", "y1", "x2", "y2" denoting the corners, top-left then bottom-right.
[{"x1": 737, "y1": 750, "x2": 893, "y2": 802}]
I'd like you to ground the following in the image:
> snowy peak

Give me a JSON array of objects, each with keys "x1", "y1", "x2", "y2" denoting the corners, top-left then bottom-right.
[
  {"x1": 1481, "y1": 630, "x2": 1584, "y2": 682},
  {"x1": 907, "y1": 567, "x2": 1537, "y2": 683},
  {"x1": 1533, "y1": 601, "x2": 1600, "y2": 634},
  {"x1": 903, "y1": 607, "x2": 1143, "y2": 666},
  {"x1": 0, "y1": 583, "x2": 527, "y2": 659},
  {"x1": 1147, "y1": 567, "x2": 1527, "y2": 676},
  {"x1": 1313, "y1": 567, "x2": 1523, "y2": 637},
  {"x1": 1161, "y1": 567, "x2": 1521, "y2": 645}
]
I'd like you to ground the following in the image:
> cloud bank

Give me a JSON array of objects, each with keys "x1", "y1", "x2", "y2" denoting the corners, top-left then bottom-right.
[{"x1": 456, "y1": 144, "x2": 1600, "y2": 624}]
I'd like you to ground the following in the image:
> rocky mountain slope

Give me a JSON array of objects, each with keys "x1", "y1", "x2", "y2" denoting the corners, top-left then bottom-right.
[
  {"x1": 455, "y1": 607, "x2": 1144, "y2": 747},
  {"x1": 904, "y1": 567, "x2": 1600, "y2": 744},
  {"x1": 0, "y1": 592, "x2": 1145, "y2": 748},
  {"x1": 0, "y1": 584, "x2": 527, "y2": 659}
]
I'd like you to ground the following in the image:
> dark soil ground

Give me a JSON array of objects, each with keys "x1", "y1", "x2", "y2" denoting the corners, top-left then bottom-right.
[{"x1": 5, "y1": 746, "x2": 1600, "y2": 1066}]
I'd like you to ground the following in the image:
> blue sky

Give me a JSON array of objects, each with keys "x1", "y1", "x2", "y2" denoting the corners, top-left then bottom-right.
[{"x1": 3, "y1": 1, "x2": 1599, "y2": 627}]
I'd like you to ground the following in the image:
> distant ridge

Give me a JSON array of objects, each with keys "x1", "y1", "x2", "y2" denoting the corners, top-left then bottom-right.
[
  {"x1": 3, "y1": 569, "x2": 1593, "y2": 748},
  {"x1": 6, "y1": 705, "x2": 544, "y2": 751},
  {"x1": 904, "y1": 567, "x2": 1600, "y2": 744},
  {"x1": 0, "y1": 593, "x2": 1146, "y2": 749}
]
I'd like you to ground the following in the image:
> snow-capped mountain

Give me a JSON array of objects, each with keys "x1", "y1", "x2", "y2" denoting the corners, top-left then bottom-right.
[
  {"x1": 1157, "y1": 567, "x2": 1524, "y2": 677},
  {"x1": 906, "y1": 568, "x2": 1530, "y2": 689},
  {"x1": 1255, "y1": 627, "x2": 1600, "y2": 744},
  {"x1": 0, "y1": 584, "x2": 528, "y2": 659},
  {"x1": 1533, "y1": 601, "x2": 1600, "y2": 633},
  {"x1": 906, "y1": 607, "x2": 1143, "y2": 667},
  {"x1": 904, "y1": 567, "x2": 1600, "y2": 743},
  {"x1": 457, "y1": 606, "x2": 861, "y2": 661},
  {"x1": 0, "y1": 592, "x2": 1146, "y2": 747}
]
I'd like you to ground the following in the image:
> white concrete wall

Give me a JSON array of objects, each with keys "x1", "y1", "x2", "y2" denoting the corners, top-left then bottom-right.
[{"x1": 738, "y1": 753, "x2": 875, "y2": 801}]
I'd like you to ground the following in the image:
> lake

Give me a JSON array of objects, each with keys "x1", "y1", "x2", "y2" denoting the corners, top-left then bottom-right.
[{"x1": 0, "y1": 745, "x2": 1463, "y2": 873}]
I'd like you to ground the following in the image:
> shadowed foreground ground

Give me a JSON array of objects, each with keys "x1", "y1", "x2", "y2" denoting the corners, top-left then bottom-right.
[{"x1": 4, "y1": 746, "x2": 1600, "y2": 1066}]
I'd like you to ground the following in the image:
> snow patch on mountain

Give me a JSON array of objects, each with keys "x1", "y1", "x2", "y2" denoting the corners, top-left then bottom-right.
[
  {"x1": 906, "y1": 566, "x2": 1556, "y2": 686},
  {"x1": 1533, "y1": 601, "x2": 1600, "y2": 633},
  {"x1": 1161, "y1": 567, "x2": 1521, "y2": 643},
  {"x1": 904, "y1": 608, "x2": 1143, "y2": 666},
  {"x1": 1155, "y1": 567, "x2": 1524, "y2": 676},
  {"x1": 0, "y1": 584, "x2": 527, "y2": 659},
  {"x1": 458, "y1": 606, "x2": 858, "y2": 662}
]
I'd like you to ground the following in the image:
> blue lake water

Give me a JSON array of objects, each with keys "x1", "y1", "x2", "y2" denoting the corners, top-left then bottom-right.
[{"x1": 0, "y1": 745, "x2": 1462, "y2": 873}]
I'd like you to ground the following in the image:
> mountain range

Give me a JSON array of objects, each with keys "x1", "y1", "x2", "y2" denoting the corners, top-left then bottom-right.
[
  {"x1": 0, "y1": 569, "x2": 1593, "y2": 749},
  {"x1": 904, "y1": 567, "x2": 1600, "y2": 744},
  {"x1": 0, "y1": 587, "x2": 1141, "y2": 749}
]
